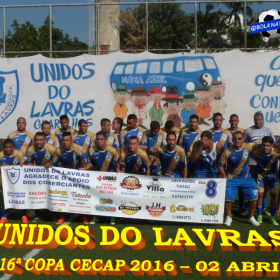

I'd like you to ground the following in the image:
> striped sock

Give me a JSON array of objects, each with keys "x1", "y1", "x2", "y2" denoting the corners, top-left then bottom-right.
[
  {"x1": 257, "y1": 204, "x2": 262, "y2": 216},
  {"x1": 271, "y1": 205, "x2": 277, "y2": 218}
]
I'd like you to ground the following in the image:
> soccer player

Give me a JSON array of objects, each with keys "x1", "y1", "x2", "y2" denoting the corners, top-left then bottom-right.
[
  {"x1": 252, "y1": 136, "x2": 279, "y2": 225},
  {"x1": 226, "y1": 114, "x2": 245, "y2": 137},
  {"x1": 208, "y1": 113, "x2": 233, "y2": 150},
  {"x1": 148, "y1": 132, "x2": 187, "y2": 178},
  {"x1": 191, "y1": 131, "x2": 223, "y2": 178},
  {"x1": 73, "y1": 119, "x2": 93, "y2": 160},
  {"x1": 118, "y1": 136, "x2": 150, "y2": 176},
  {"x1": 161, "y1": 120, "x2": 181, "y2": 143},
  {"x1": 41, "y1": 120, "x2": 59, "y2": 148},
  {"x1": 8, "y1": 117, "x2": 34, "y2": 158},
  {"x1": 139, "y1": 121, "x2": 166, "y2": 175},
  {"x1": 0, "y1": 139, "x2": 25, "y2": 223},
  {"x1": 244, "y1": 112, "x2": 275, "y2": 216},
  {"x1": 112, "y1": 117, "x2": 123, "y2": 143},
  {"x1": 55, "y1": 114, "x2": 78, "y2": 145},
  {"x1": 47, "y1": 132, "x2": 85, "y2": 225},
  {"x1": 218, "y1": 131, "x2": 261, "y2": 226},
  {"x1": 120, "y1": 114, "x2": 145, "y2": 153},
  {"x1": 179, "y1": 114, "x2": 203, "y2": 177},
  {"x1": 25, "y1": 132, "x2": 56, "y2": 222},
  {"x1": 80, "y1": 131, "x2": 120, "y2": 225}
]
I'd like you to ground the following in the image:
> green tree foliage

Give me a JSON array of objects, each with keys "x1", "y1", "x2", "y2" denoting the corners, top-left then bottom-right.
[{"x1": 2, "y1": 16, "x2": 88, "y2": 58}]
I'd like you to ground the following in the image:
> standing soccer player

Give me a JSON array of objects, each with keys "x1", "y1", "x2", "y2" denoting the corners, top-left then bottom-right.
[
  {"x1": 218, "y1": 131, "x2": 261, "y2": 226},
  {"x1": 112, "y1": 117, "x2": 124, "y2": 143},
  {"x1": 118, "y1": 136, "x2": 150, "y2": 176},
  {"x1": 120, "y1": 114, "x2": 145, "y2": 153},
  {"x1": 47, "y1": 132, "x2": 85, "y2": 225},
  {"x1": 55, "y1": 115, "x2": 78, "y2": 146},
  {"x1": 252, "y1": 136, "x2": 279, "y2": 225},
  {"x1": 8, "y1": 117, "x2": 34, "y2": 158},
  {"x1": 148, "y1": 132, "x2": 187, "y2": 178},
  {"x1": 226, "y1": 114, "x2": 245, "y2": 137},
  {"x1": 179, "y1": 114, "x2": 203, "y2": 177},
  {"x1": 208, "y1": 113, "x2": 233, "y2": 150},
  {"x1": 191, "y1": 131, "x2": 223, "y2": 178},
  {"x1": 161, "y1": 120, "x2": 182, "y2": 144},
  {"x1": 80, "y1": 131, "x2": 119, "y2": 225},
  {"x1": 41, "y1": 120, "x2": 59, "y2": 148},
  {"x1": 25, "y1": 132, "x2": 56, "y2": 222}
]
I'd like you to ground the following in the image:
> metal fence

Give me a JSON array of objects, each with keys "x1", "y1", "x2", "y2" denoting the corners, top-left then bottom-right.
[{"x1": 0, "y1": 0, "x2": 280, "y2": 58}]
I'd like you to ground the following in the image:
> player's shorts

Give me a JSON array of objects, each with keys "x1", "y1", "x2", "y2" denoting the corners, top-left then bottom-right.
[
  {"x1": 226, "y1": 177, "x2": 258, "y2": 202},
  {"x1": 162, "y1": 173, "x2": 183, "y2": 178},
  {"x1": 194, "y1": 172, "x2": 218, "y2": 179},
  {"x1": 258, "y1": 177, "x2": 278, "y2": 193}
]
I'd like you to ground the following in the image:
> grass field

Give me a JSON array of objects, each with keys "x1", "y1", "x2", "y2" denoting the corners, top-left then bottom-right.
[{"x1": 0, "y1": 192, "x2": 279, "y2": 280}]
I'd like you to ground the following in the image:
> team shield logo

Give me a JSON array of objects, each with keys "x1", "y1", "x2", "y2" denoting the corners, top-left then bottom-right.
[
  {"x1": 0, "y1": 70, "x2": 19, "y2": 124},
  {"x1": 6, "y1": 167, "x2": 20, "y2": 185}
]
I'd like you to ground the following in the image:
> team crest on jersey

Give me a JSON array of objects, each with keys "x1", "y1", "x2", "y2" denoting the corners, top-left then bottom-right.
[
  {"x1": 109, "y1": 137, "x2": 114, "y2": 142},
  {"x1": 6, "y1": 167, "x2": 20, "y2": 185},
  {"x1": 196, "y1": 137, "x2": 200, "y2": 141},
  {"x1": 86, "y1": 138, "x2": 90, "y2": 144},
  {"x1": 0, "y1": 71, "x2": 19, "y2": 124},
  {"x1": 243, "y1": 152, "x2": 248, "y2": 158},
  {"x1": 158, "y1": 136, "x2": 162, "y2": 141},
  {"x1": 139, "y1": 133, "x2": 143, "y2": 138},
  {"x1": 137, "y1": 159, "x2": 142, "y2": 164},
  {"x1": 271, "y1": 158, "x2": 276, "y2": 163},
  {"x1": 48, "y1": 140, "x2": 53, "y2": 144},
  {"x1": 13, "y1": 160, "x2": 18, "y2": 165},
  {"x1": 73, "y1": 155, "x2": 77, "y2": 161},
  {"x1": 175, "y1": 156, "x2": 180, "y2": 162},
  {"x1": 222, "y1": 135, "x2": 227, "y2": 140},
  {"x1": 26, "y1": 138, "x2": 31, "y2": 143},
  {"x1": 45, "y1": 154, "x2": 51, "y2": 160},
  {"x1": 107, "y1": 155, "x2": 112, "y2": 161}
]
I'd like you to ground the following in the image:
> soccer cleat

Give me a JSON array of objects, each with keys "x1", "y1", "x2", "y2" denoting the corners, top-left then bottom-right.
[
  {"x1": 90, "y1": 216, "x2": 99, "y2": 225},
  {"x1": 248, "y1": 216, "x2": 260, "y2": 226},
  {"x1": 55, "y1": 217, "x2": 66, "y2": 225},
  {"x1": 110, "y1": 217, "x2": 116, "y2": 225},
  {"x1": 257, "y1": 215, "x2": 262, "y2": 224},
  {"x1": 21, "y1": 216, "x2": 28, "y2": 224},
  {"x1": 32, "y1": 216, "x2": 40, "y2": 223},
  {"x1": 240, "y1": 210, "x2": 248, "y2": 216},
  {"x1": 224, "y1": 216, "x2": 232, "y2": 226},
  {"x1": 269, "y1": 217, "x2": 279, "y2": 226},
  {"x1": 263, "y1": 209, "x2": 271, "y2": 217},
  {"x1": 0, "y1": 217, "x2": 8, "y2": 224},
  {"x1": 82, "y1": 217, "x2": 89, "y2": 225}
]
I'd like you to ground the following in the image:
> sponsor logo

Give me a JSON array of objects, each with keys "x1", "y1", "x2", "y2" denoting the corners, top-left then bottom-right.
[
  {"x1": 146, "y1": 202, "x2": 166, "y2": 218},
  {"x1": 100, "y1": 198, "x2": 113, "y2": 204},
  {"x1": 71, "y1": 191, "x2": 91, "y2": 199},
  {"x1": 120, "y1": 176, "x2": 142, "y2": 190},
  {"x1": 6, "y1": 167, "x2": 20, "y2": 185},
  {"x1": 29, "y1": 191, "x2": 47, "y2": 196},
  {"x1": 49, "y1": 190, "x2": 68, "y2": 196},
  {"x1": 95, "y1": 198, "x2": 116, "y2": 212},
  {"x1": 201, "y1": 204, "x2": 219, "y2": 216},
  {"x1": 8, "y1": 200, "x2": 25, "y2": 204},
  {"x1": 146, "y1": 180, "x2": 164, "y2": 192},
  {"x1": 119, "y1": 201, "x2": 141, "y2": 215},
  {"x1": 6, "y1": 191, "x2": 25, "y2": 198},
  {"x1": 97, "y1": 175, "x2": 117, "y2": 182},
  {"x1": 169, "y1": 204, "x2": 194, "y2": 213},
  {"x1": 205, "y1": 180, "x2": 217, "y2": 198}
]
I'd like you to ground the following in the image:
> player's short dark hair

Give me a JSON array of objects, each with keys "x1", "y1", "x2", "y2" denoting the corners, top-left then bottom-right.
[
  {"x1": 62, "y1": 131, "x2": 72, "y2": 137},
  {"x1": 233, "y1": 131, "x2": 244, "y2": 138},
  {"x1": 100, "y1": 118, "x2": 111, "y2": 127},
  {"x1": 166, "y1": 131, "x2": 176, "y2": 139},
  {"x1": 213, "y1": 112, "x2": 223, "y2": 120},
  {"x1": 150, "y1": 121, "x2": 160, "y2": 130},
  {"x1": 190, "y1": 114, "x2": 199, "y2": 121},
  {"x1": 96, "y1": 131, "x2": 107, "y2": 139},
  {"x1": 60, "y1": 114, "x2": 69, "y2": 121},
  {"x1": 127, "y1": 114, "x2": 137, "y2": 121},
  {"x1": 35, "y1": 132, "x2": 45, "y2": 137},
  {"x1": 129, "y1": 136, "x2": 139, "y2": 142},
  {"x1": 41, "y1": 120, "x2": 51, "y2": 127},
  {"x1": 165, "y1": 120, "x2": 174, "y2": 130},
  {"x1": 114, "y1": 117, "x2": 123, "y2": 128},
  {"x1": 262, "y1": 136, "x2": 274, "y2": 145},
  {"x1": 3, "y1": 139, "x2": 14, "y2": 146},
  {"x1": 78, "y1": 119, "x2": 87, "y2": 126},
  {"x1": 230, "y1": 114, "x2": 239, "y2": 120},
  {"x1": 254, "y1": 112, "x2": 263, "y2": 119}
]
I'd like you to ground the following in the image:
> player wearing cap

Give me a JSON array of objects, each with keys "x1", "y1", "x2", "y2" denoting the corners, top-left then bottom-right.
[
  {"x1": 41, "y1": 121, "x2": 59, "y2": 148},
  {"x1": 148, "y1": 132, "x2": 187, "y2": 178},
  {"x1": 208, "y1": 113, "x2": 233, "y2": 150},
  {"x1": 139, "y1": 121, "x2": 166, "y2": 176},
  {"x1": 218, "y1": 131, "x2": 261, "y2": 227},
  {"x1": 0, "y1": 139, "x2": 25, "y2": 224},
  {"x1": 55, "y1": 114, "x2": 78, "y2": 146},
  {"x1": 120, "y1": 114, "x2": 145, "y2": 153},
  {"x1": 252, "y1": 136, "x2": 280, "y2": 225},
  {"x1": 8, "y1": 117, "x2": 34, "y2": 158},
  {"x1": 191, "y1": 131, "x2": 223, "y2": 178},
  {"x1": 161, "y1": 120, "x2": 182, "y2": 144},
  {"x1": 179, "y1": 114, "x2": 202, "y2": 177}
]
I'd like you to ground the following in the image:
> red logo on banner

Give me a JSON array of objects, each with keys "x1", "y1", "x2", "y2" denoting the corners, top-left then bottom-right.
[{"x1": 97, "y1": 176, "x2": 103, "y2": 182}]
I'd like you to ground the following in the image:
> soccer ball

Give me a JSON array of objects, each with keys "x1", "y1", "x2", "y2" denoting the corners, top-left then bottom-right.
[
  {"x1": 258, "y1": 9, "x2": 280, "y2": 38},
  {"x1": 26, "y1": 210, "x2": 35, "y2": 219}
]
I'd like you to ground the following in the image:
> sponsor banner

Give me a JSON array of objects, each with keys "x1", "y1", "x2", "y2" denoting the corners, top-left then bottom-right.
[{"x1": 1, "y1": 166, "x2": 226, "y2": 224}]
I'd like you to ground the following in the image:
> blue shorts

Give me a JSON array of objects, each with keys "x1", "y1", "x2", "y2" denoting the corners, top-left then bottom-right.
[
  {"x1": 226, "y1": 177, "x2": 258, "y2": 202},
  {"x1": 162, "y1": 173, "x2": 183, "y2": 178},
  {"x1": 258, "y1": 177, "x2": 278, "y2": 191}
]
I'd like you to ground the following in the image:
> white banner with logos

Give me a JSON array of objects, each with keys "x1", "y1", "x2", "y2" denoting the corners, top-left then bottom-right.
[
  {"x1": 1, "y1": 166, "x2": 226, "y2": 224},
  {"x1": 0, "y1": 50, "x2": 280, "y2": 136}
]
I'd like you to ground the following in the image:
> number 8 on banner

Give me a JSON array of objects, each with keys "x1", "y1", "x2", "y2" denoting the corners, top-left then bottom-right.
[{"x1": 205, "y1": 180, "x2": 217, "y2": 198}]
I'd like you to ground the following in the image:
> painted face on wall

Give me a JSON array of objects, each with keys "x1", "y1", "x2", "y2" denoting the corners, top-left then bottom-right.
[
  {"x1": 196, "y1": 91, "x2": 213, "y2": 105},
  {"x1": 113, "y1": 93, "x2": 130, "y2": 105},
  {"x1": 130, "y1": 95, "x2": 150, "y2": 105},
  {"x1": 181, "y1": 101, "x2": 197, "y2": 110},
  {"x1": 164, "y1": 101, "x2": 180, "y2": 114},
  {"x1": 149, "y1": 93, "x2": 165, "y2": 103},
  {"x1": 210, "y1": 84, "x2": 225, "y2": 98}
]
